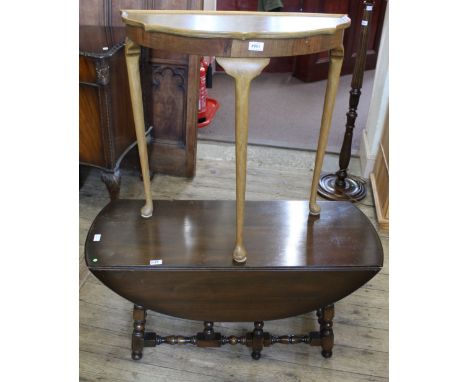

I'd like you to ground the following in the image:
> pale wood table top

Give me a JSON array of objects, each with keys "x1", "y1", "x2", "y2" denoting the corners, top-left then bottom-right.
[
  {"x1": 121, "y1": 10, "x2": 350, "y2": 58},
  {"x1": 121, "y1": 10, "x2": 350, "y2": 40}
]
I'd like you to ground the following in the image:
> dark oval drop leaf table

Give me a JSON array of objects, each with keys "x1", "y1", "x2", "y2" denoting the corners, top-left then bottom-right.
[{"x1": 85, "y1": 10, "x2": 383, "y2": 361}]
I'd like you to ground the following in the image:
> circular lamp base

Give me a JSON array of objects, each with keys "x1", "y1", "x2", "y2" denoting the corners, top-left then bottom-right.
[{"x1": 318, "y1": 173, "x2": 367, "y2": 202}]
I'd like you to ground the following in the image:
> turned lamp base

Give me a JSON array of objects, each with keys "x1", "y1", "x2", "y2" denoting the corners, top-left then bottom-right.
[{"x1": 318, "y1": 173, "x2": 366, "y2": 202}]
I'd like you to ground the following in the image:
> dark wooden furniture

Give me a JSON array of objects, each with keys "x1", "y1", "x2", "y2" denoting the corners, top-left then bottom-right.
[
  {"x1": 79, "y1": 26, "x2": 141, "y2": 200},
  {"x1": 217, "y1": 0, "x2": 387, "y2": 81},
  {"x1": 86, "y1": 200, "x2": 383, "y2": 359},
  {"x1": 318, "y1": 0, "x2": 375, "y2": 201},
  {"x1": 85, "y1": 10, "x2": 383, "y2": 361},
  {"x1": 79, "y1": 0, "x2": 203, "y2": 178}
]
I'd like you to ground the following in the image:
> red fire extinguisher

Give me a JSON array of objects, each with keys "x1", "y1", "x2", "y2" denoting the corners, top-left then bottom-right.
[
  {"x1": 198, "y1": 58, "x2": 208, "y2": 123},
  {"x1": 198, "y1": 57, "x2": 220, "y2": 128}
]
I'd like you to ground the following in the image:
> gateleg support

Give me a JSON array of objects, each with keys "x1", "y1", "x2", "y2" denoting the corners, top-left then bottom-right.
[
  {"x1": 317, "y1": 304, "x2": 335, "y2": 358},
  {"x1": 131, "y1": 304, "x2": 147, "y2": 360}
]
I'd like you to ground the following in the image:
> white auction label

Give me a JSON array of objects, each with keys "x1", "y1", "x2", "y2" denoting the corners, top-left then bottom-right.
[
  {"x1": 248, "y1": 41, "x2": 264, "y2": 51},
  {"x1": 93, "y1": 234, "x2": 101, "y2": 242},
  {"x1": 361, "y1": 20, "x2": 368, "y2": 26},
  {"x1": 366, "y1": 5, "x2": 373, "y2": 11},
  {"x1": 150, "y1": 259, "x2": 163, "y2": 265}
]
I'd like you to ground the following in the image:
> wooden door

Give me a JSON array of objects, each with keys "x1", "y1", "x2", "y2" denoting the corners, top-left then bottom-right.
[
  {"x1": 294, "y1": 0, "x2": 387, "y2": 82},
  {"x1": 216, "y1": 0, "x2": 387, "y2": 82}
]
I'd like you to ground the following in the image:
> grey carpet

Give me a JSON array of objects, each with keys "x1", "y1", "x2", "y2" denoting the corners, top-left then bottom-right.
[{"x1": 198, "y1": 70, "x2": 375, "y2": 155}]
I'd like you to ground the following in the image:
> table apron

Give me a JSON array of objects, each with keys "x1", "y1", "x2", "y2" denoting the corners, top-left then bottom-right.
[{"x1": 126, "y1": 25, "x2": 343, "y2": 57}]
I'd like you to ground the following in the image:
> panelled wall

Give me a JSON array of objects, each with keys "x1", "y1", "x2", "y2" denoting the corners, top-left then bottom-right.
[{"x1": 370, "y1": 108, "x2": 389, "y2": 232}]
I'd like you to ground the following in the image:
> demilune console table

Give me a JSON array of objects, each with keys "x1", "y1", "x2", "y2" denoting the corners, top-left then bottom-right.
[{"x1": 85, "y1": 10, "x2": 383, "y2": 361}]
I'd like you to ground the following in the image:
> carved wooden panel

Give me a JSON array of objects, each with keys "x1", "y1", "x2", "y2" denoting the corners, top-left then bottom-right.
[
  {"x1": 80, "y1": 0, "x2": 202, "y2": 177},
  {"x1": 143, "y1": 0, "x2": 202, "y2": 177},
  {"x1": 151, "y1": 65, "x2": 187, "y2": 143},
  {"x1": 141, "y1": 52, "x2": 199, "y2": 177}
]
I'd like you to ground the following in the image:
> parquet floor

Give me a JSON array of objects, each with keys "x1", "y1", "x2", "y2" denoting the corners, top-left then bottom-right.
[{"x1": 79, "y1": 142, "x2": 388, "y2": 381}]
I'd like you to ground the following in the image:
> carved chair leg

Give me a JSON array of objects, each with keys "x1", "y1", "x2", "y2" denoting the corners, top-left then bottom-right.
[
  {"x1": 251, "y1": 321, "x2": 264, "y2": 360},
  {"x1": 318, "y1": 304, "x2": 334, "y2": 358},
  {"x1": 215, "y1": 57, "x2": 270, "y2": 264},
  {"x1": 131, "y1": 304, "x2": 147, "y2": 360},
  {"x1": 101, "y1": 170, "x2": 121, "y2": 201}
]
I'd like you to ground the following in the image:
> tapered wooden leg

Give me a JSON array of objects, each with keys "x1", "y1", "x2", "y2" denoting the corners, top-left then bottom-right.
[
  {"x1": 216, "y1": 58, "x2": 270, "y2": 263},
  {"x1": 317, "y1": 304, "x2": 334, "y2": 358},
  {"x1": 125, "y1": 37, "x2": 153, "y2": 218},
  {"x1": 309, "y1": 46, "x2": 345, "y2": 215},
  {"x1": 131, "y1": 304, "x2": 147, "y2": 360}
]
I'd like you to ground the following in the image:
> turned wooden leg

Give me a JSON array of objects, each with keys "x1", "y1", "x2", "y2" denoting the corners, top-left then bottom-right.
[
  {"x1": 125, "y1": 37, "x2": 153, "y2": 218},
  {"x1": 309, "y1": 46, "x2": 344, "y2": 215},
  {"x1": 131, "y1": 304, "x2": 147, "y2": 360},
  {"x1": 216, "y1": 58, "x2": 270, "y2": 263},
  {"x1": 251, "y1": 321, "x2": 264, "y2": 360},
  {"x1": 203, "y1": 321, "x2": 215, "y2": 339},
  {"x1": 101, "y1": 170, "x2": 121, "y2": 201},
  {"x1": 318, "y1": 304, "x2": 334, "y2": 358}
]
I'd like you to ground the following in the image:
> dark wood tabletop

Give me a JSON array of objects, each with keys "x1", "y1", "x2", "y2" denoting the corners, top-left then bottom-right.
[
  {"x1": 85, "y1": 200, "x2": 382, "y2": 321},
  {"x1": 86, "y1": 200, "x2": 382, "y2": 270}
]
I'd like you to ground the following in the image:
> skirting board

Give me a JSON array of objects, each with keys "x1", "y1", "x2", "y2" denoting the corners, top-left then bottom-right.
[{"x1": 370, "y1": 173, "x2": 389, "y2": 233}]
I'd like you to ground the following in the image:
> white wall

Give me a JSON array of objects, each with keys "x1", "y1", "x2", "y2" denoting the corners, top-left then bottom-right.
[{"x1": 360, "y1": 4, "x2": 389, "y2": 178}]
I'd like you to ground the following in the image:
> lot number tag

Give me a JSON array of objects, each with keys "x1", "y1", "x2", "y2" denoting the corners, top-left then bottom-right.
[{"x1": 248, "y1": 41, "x2": 264, "y2": 51}]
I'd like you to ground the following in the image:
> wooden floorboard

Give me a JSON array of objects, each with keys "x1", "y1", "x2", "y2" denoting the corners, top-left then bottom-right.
[{"x1": 79, "y1": 142, "x2": 388, "y2": 381}]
